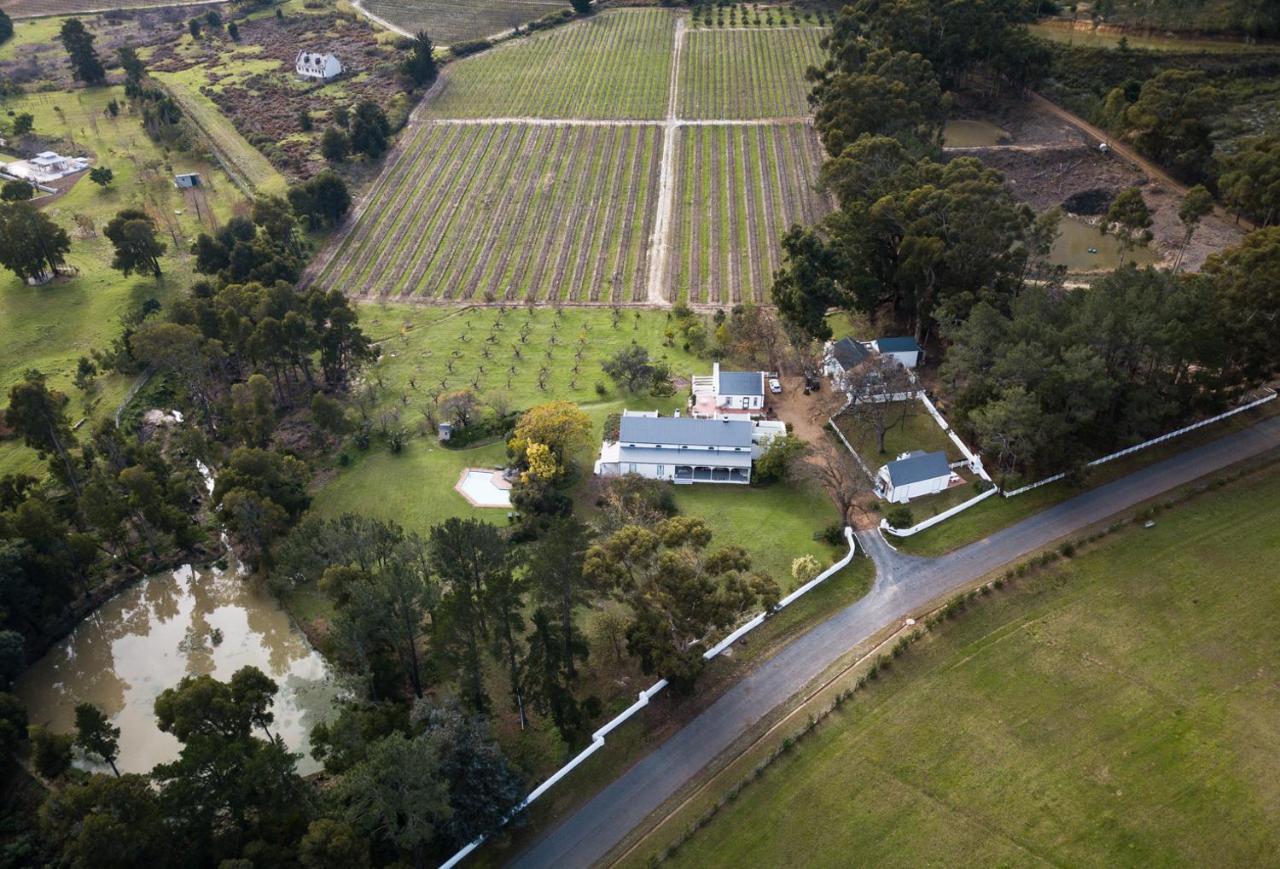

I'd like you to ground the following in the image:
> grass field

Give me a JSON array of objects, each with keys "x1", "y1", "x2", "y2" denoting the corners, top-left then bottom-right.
[
  {"x1": 661, "y1": 461, "x2": 1280, "y2": 868},
  {"x1": 362, "y1": 0, "x2": 569, "y2": 44},
  {"x1": 835, "y1": 402, "x2": 961, "y2": 467},
  {"x1": 318, "y1": 123, "x2": 662, "y2": 301},
  {"x1": 677, "y1": 28, "x2": 826, "y2": 120},
  {"x1": 668, "y1": 123, "x2": 830, "y2": 303},
  {"x1": 0, "y1": 87, "x2": 247, "y2": 477},
  {"x1": 422, "y1": 10, "x2": 675, "y2": 120}
]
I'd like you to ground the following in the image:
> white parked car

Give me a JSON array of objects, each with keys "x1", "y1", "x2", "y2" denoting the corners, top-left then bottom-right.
[{"x1": 768, "y1": 377, "x2": 782, "y2": 394}]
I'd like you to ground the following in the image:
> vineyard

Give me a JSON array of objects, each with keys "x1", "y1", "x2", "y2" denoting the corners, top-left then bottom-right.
[
  {"x1": 319, "y1": 123, "x2": 662, "y2": 302},
  {"x1": 361, "y1": 0, "x2": 568, "y2": 45},
  {"x1": 421, "y1": 9, "x2": 673, "y2": 120},
  {"x1": 678, "y1": 28, "x2": 827, "y2": 120},
  {"x1": 320, "y1": 8, "x2": 836, "y2": 306},
  {"x1": 667, "y1": 123, "x2": 831, "y2": 304}
]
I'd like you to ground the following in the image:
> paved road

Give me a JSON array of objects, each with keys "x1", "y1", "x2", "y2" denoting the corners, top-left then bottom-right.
[{"x1": 511, "y1": 413, "x2": 1280, "y2": 868}]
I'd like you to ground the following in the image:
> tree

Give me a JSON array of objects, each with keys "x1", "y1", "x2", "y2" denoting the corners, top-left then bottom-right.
[
  {"x1": 38, "y1": 773, "x2": 169, "y2": 869},
  {"x1": 601, "y1": 344, "x2": 671, "y2": 394},
  {"x1": 12, "y1": 112, "x2": 34, "y2": 136},
  {"x1": 1106, "y1": 68, "x2": 1221, "y2": 182},
  {"x1": 0, "y1": 629, "x2": 24, "y2": 689},
  {"x1": 0, "y1": 179, "x2": 33, "y2": 201},
  {"x1": 1105, "y1": 187, "x2": 1153, "y2": 262},
  {"x1": 522, "y1": 607, "x2": 591, "y2": 743},
  {"x1": 570, "y1": 0, "x2": 592, "y2": 14},
  {"x1": 0, "y1": 202, "x2": 72, "y2": 282},
  {"x1": 1218, "y1": 135, "x2": 1280, "y2": 227},
  {"x1": 508, "y1": 400, "x2": 593, "y2": 478},
  {"x1": 524, "y1": 517, "x2": 598, "y2": 682},
  {"x1": 321, "y1": 126, "x2": 351, "y2": 163},
  {"x1": 793, "y1": 445, "x2": 865, "y2": 524},
  {"x1": 438, "y1": 388, "x2": 481, "y2": 429},
  {"x1": 153, "y1": 665, "x2": 280, "y2": 744},
  {"x1": 117, "y1": 44, "x2": 145, "y2": 84},
  {"x1": 228, "y1": 20, "x2": 240, "y2": 41},
  {"x1": 415, "y1": 699, "x2": 526, "y2": 848},
  {"x1": 584, "y1": 516, "x2": 778, "y2": 692},
  {"x1": 842, "y1": 356, "x2": 917, "y2": 454},
  {"x1": 810, "y1": 47, "x2": 948, "y2": 156},
  {"x1": 791, "y1": 554, "x2": 822, "y2": 584},
  {"x1": 4, "y1": 370, "x2": 82, "y2": 496},
  {"x1": 74, "y1": 703, "x2": 121, "y2": 776},
  {"x1": 188, "y1": 17, "x2": 201, "y2": 38},
  {"x1": 288, "y1": 170, "x2": 350, "y2": 228},
  {"x1": 229, "y1": 373, "x2": 275, "y2": 447},
  {"x1": 1202, "y1": 227, "x2": 1280, "y2": 380},
  {"x1": 297, "y1": 109, "x2": 313, "y2": 132},
  {"x1": 339, "y1": 731, "x2": 450, "y2": 868},
  {"x1": 349, "y1": 99, "x2": 390, "y2": 158},
  {"x1": 60, "y1": 18, "x2": 106, "y2": 85},
  {"x1": 1173, "y1": 184, "x2": 1214, "y2": 273},
  {"x1": 89, "y1": 166, "x2": 114, "y2": 187},
  {"x1": 29, "y1": 724, "x2": 74, "y2": 779},
  {"x1": 401, "y1": 30, "x2": 438, "y2": 86},
  {"x1": 300, "y1": 819, "x2": 370, "y2": 869},
  {"x1": 104, "y1": 208, "x2": 166, "y2": 278},
  {"x1": 429, "y1": 518, "x2": 510, "y2": 710},
  {"x1": 968, "y1": 385, "x2": 1047, "y2": 482},
  {"x1": 753, "y1": 433, "x2": 806, "y2": 483},
  {"x1": 0, "y1": 9, "x2": 12, "y2": 46},
  {"x1": 0, "y1": 693, "x2": 28, "y2": 757},
  {"x1": 771, "y1": 226, "x2": 848, "y2": 340}
]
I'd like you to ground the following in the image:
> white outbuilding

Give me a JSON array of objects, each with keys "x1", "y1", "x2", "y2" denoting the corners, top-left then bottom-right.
[
  {"x1": 295, "y1": 51, "x2": 343, "y2": 83},
  {"x1": 873, "y1": 336, "x2": 923, "y2": 369},
  {"x1": 876, "y1": 450, "x2": 957, "y2": 503}
]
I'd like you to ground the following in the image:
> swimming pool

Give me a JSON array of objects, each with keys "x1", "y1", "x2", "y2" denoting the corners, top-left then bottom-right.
[{"x1": 455, "y1": 468, "x2": 513, "y2": 508}]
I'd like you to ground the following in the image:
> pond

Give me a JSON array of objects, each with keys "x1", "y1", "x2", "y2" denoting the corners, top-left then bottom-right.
[
  {"x1": 15, "y1": 561, "x2": 346, "y2": 776},
  {"x1": 943, "y1": 119, "x2": 1009, "y2": 148},
  {"x1": 1049, "y1": 214, "x2": 1157, "y2": 271}
]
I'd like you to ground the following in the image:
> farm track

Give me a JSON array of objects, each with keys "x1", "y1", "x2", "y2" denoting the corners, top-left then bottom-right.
[{"x1": 319, "y1": 10, "x2": 834, "y2": 306}]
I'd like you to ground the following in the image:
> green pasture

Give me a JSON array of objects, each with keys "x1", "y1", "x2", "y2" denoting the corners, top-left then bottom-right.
[
  {"x1": 0, "y1": 87, "x2": 247, "y2": 476},
  {"x1": 663, "y1": 461, "x2": 1280, "y2": 868}
]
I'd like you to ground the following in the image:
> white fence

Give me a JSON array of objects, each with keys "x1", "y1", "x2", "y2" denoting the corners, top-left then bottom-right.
[
  {"x1": 880, "y1": 485, "x2": 999, "y2": 537},
  {"x1": 918, "y1": 393, "x2": 991, "y2": 482},
  {"x1": 439, "y1": 527, "x2": 859, "y2": 869},
  {"x1": 1002, "y1": 390, "x2": 1278, "y2": 498}
]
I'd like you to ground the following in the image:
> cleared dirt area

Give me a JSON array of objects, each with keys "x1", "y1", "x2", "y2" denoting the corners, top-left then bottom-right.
[
  {"x1": 360, "y1": 0, "x2": 568, "y2": 44},
  {"x1": 946, "y1": 93, "x2": 1246, "y2": 273}
]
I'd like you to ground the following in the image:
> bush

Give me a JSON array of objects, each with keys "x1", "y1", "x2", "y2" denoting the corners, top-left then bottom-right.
[
  {"x1": 814, "y1": 523, "x2": 844, "y2": 546},
  {"x1": 451, "y1": 39, "x2": 492, "y2": 57},
  {"x1": 29, "y1": 725, "x2": 73, "y2": 779},
  {"x1": 884, "y1": 505, "x2": 914, "y2": 529}
]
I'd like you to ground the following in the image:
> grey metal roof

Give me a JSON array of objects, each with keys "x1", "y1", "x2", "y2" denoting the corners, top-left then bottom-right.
[
  {"x1": 618, "y1": 446, "x2": 752, "y2": 468},
  {"x1": 876, "y1": 336, "x2": 921, "y2": 354},
  {"x1": 718, "y1": 369, "x2": 763, "y2": 396},
  {"x1": 619, "y1": 415, "x2": 753, "y2": 448},
  {"x1": 832, "y1": 337, "x2": 870, "y2": 369},
  {"x1": 885, "y1": 450, "x2": 951, "y2": 486}
]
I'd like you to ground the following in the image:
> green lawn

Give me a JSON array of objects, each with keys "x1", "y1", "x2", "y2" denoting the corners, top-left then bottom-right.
[
  {"x1": 0, "y1": 87, "x2": 248, "y2": 476},
  {"x1": 835, "y1": 401, "x2": 961, "y2": 468},
  {"x1": 663, "y1": 461, "x2": 1280, "y2": 868},
  {"x1": 671, "y1": 484, "x2": 840, "y2": 587}
]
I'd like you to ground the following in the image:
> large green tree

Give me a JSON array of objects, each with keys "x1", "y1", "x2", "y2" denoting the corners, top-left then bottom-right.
[
  {"x1": 59, "y1": 18, "x2": 106, "y2": 85},
  {"x1": 0, "y1": 203, "x2": 72, "y2": 283},
  {"x1": 104, "y1": 208, "x2": 166, "y2": 278}
]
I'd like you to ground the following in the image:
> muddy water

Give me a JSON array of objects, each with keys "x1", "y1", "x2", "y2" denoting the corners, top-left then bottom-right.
[
  {"x1": 1050, "y1": 215, "x2": 1157, "y2": 270},
  {"x1": 943, "y1": 119, "x2": 1009, "y2": 147},
  {"x1": 16, "y1": 562, "x2": 344, "y2": 775}
]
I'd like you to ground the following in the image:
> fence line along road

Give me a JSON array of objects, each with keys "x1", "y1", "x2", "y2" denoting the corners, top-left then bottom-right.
[{"x1": 439, "y1": 527, "x2": 859, "y2": 869}]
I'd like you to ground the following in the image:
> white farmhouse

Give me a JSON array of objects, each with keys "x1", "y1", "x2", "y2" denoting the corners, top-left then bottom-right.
[
  {"x1": 295, "y1": 51, "x2": 343, "y2": 83},
  {"x1": 690, "y1": 362, "x2": 766, "y2": 419},
  {"x1": 824, "y1": 336, "x2": 872, "y2": 381},
  {"x1": 3, "y1": 150, "x2": 90, "y2": 184},
  {"x1": 595, "y1": 412, "x2": 754, "y2": 484},
  {"x1": 873, "y1": 336, "x2": 923, "y2": 369},
  {"x1": 876, "y1": 450, "x2": 957, "y2": 503}
]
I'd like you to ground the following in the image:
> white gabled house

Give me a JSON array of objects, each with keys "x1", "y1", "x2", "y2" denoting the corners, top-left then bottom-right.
[
  {"x1": 690, "y1": 362, "x2": 766, "y2": 419},
  {"x1": 876, "y1": 450, "x2": 958, "y2": 503},
  {"x1": 295, "y1": 51, "x2": 343, "y2": 82},
  {"x1": 824, "y1": 336, "x2": 872, "y2": 381},
  {"x1": 596, "y1": 411, "x2": 755, "y2": 484}
]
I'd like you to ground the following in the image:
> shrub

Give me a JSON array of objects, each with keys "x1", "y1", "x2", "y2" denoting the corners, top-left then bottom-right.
[
  {"x1": 29, "y1": 725, "x2": 73, "y2": 779},
  {"x1": 451, "y1": 38, "x2": 491, "y2": 57},
  {"x1": 884, "y1": 505, "x2": 914, "y2": 529},
  {"x1": 814, "y1": 523, "x2": 844, "y2": 546}
]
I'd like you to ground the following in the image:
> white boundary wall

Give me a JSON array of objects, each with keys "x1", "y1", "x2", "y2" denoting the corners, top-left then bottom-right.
[
  {"x1": 1003, "y1": 390, "x2": 1277, "y2": 498},
  {"x1": 880, "y1": 486, "x2": 999, "y2": 537},
  {"x1": 440, "y1": 527, "x2": 859, "y2": 869}
]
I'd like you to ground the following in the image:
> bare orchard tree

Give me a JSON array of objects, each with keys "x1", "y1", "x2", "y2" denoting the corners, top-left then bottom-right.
[
  {"x1": 842, "y1": 356, "x2": 917, "y2": 456},
  {"x1": 792, "y1": 444, "x2": 868, "y2": 525}
]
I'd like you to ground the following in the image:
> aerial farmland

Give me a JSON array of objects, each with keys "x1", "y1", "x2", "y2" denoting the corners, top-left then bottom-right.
[{"x1": 313, "y1": 8, "x2": 833, "y2": 305}]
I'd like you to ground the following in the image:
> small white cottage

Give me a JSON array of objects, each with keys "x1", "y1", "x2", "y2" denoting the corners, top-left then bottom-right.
[
  {"x1": 876, "y1": 450, "x2": 957, "y2": 503},
  {"x1": 690, "y1": 362, "x2": 766, "y2": 418},
  {"x1": 873, "y1": 336, "x2": 923, "y2": 369},
  {"x1": 295, "y1": 51, "x2": 343, "y2": 83}
]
